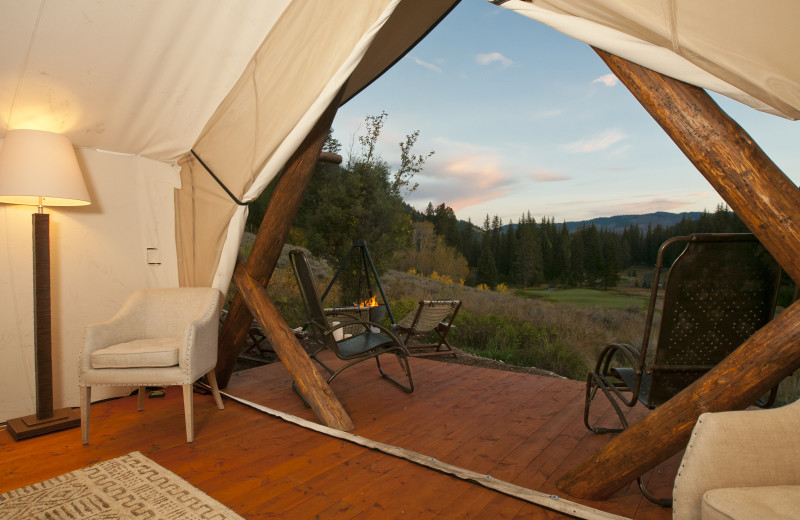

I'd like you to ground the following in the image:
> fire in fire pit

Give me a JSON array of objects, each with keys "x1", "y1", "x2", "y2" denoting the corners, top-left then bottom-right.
[{"x1": 358, "y1": 295, "x2": 385, "y2": 323}]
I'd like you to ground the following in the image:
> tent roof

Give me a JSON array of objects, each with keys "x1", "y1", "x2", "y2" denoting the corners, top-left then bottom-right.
[
  {"x1": 0, "y1": 2, "x2": 294, "y2": 160},
  {"x1": 496, "y1": 0, "x2": 800, "y2": 120},
  {"x1": 0, "y1": 0, "x2": 459, "y2": 163},
  {"x1": 4, "y1": 1, "x2": 797, "y2": 166}
]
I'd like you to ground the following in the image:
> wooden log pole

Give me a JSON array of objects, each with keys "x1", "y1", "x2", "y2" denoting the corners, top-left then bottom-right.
[
  {"x1": 217, "y1": 85, "x2": 346, "y2": 389},
  {"x1": 594, "y1": 48, "x2": 800, "y2": 284},
  {"x1": 216, "y1": 86, "x2": 355, "y2": 431},
  {"x1": 233, "y1": 260, "x2": 354, "y2": 431},
  {"x1": 557, "y1": 50, "x2": 800, "y2": 499}
]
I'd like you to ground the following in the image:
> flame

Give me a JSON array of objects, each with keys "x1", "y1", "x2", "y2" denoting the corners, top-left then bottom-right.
[{"x1": 360, "y1": 295, "x2": 378, "y2": 307}]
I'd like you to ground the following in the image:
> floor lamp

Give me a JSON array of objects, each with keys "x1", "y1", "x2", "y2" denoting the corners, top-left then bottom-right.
[{"x1": 0, "y1": 129, "x2": 91, "y2": 440}]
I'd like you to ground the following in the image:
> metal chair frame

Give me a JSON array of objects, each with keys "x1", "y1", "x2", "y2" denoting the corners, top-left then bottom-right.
[
  {"x1": 583, "y1": 233, "x2": 781, "y2": 506},
  {"x1": 289, "y1": 249, "x2": 413, "y2": 394}
]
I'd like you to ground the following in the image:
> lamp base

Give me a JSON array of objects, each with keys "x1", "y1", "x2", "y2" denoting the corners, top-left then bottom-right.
[{"x1": 6, "y1": 407, "x2": 81, "y2": 441}]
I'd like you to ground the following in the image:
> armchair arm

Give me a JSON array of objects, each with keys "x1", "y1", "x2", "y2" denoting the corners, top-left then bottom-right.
[
  {"x1": 673, "y1": 399, "x2": 800, "y2": 520},
  {"x1": 178, "y1": 289, "x2": 222, "y2": 379}
]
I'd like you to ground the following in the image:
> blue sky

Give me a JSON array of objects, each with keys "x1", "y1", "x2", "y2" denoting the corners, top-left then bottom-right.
[{"x1": 332, "y1": 0, "x2": 800, "y2": 224}]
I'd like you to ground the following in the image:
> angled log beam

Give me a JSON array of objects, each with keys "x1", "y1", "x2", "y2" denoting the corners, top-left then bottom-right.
[
  {"x1": 594, "y1": 48, "x2": 800, "y2": 284},
  {"x1": 233, "y1": 259, "x2": 354, "y2": 431},
  {"x1": 558, "y1": 301, "x2": 800, "y2": 499},
  {"x1": 557, "y1": 50, "x2": 800, "y2": 500},
  {"x1": 217, "y1": 85, "x2": 346, "y2": 389},
  {"x1": 215, "y1": 86, "x2": 354, "y2": 430}
]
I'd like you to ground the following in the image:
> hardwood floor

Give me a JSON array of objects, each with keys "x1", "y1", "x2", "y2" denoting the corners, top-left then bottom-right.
[{"x1": 0, "y1": 355, "x2": 678, "y2": 519}]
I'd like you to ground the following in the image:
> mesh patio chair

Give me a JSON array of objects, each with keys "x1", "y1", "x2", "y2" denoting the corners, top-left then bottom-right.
[
  {"x1": 289, "y1": 249, "x2": 413, "y2": 393},
  {"x1": 392, "y1": 299, "x2": 461, "y2": 357},
  {"x1": 583, "y1": 233, "x2": 781, "y2": 505}
]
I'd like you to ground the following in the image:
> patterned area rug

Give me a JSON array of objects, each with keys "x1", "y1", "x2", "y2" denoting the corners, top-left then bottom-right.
[{"x1": 0, "y1": 451, "x2": 243, "y2": 519}]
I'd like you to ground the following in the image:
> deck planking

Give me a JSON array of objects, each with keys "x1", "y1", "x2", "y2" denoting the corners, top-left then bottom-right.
[{"x1": 0, "y1": 355, "x2": 677, "y2": 519}]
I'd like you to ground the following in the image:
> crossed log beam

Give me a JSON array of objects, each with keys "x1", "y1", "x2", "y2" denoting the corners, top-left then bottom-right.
[
  {"x1": 557, "y1": 50, "x2": 800, "y2": 499},
  {"x1": 217, "y1": 86, "x2": 355, "y2": 431}
]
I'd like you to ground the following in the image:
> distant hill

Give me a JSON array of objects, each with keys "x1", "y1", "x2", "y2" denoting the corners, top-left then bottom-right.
[
  {"x1": 563, "y1": 211, "x2": 704, "y2": 233},
  {"x1": 485, "y1": 211, "x2": 706, "y2": 235}
]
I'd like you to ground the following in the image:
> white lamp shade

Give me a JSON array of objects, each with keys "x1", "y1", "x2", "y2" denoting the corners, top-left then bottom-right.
[{"x1": 0, "y1": 129, "x2": 91, "y2": 207}]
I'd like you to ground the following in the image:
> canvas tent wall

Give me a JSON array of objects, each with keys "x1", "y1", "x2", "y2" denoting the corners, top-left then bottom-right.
[
  {"x1": 1, "y1": 0, "x2": 798, "y2": 424},
  {"x1": 0, "y1": 0, "x2": 457, "y2": 422}
]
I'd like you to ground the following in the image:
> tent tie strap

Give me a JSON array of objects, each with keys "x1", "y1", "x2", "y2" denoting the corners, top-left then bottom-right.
[{"x1": 190, "y1": 149, "x2": 247, "y2": 206}]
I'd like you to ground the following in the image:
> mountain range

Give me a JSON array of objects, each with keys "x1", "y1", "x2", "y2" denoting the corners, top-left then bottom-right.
[
  {"x1": 485, "y1": 211, "x2": 706, "y2": 234},
  {"x1": 562, "y1": 211, "x2": 704, "y2": 232}
]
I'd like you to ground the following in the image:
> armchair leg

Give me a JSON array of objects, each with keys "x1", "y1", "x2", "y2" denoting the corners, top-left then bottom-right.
[
  {"x1": 183, "y1": 384, "x2": 194, "y2": 443},
  {"x1": 206, "y1": 369, "x2": 224, "y2": 409},
  {"x1": 137, "y1": 386, "x2": 146, "y2": 411},
  {"x1": 80, "y1": 386, "x2": 91, "y2": 445}
]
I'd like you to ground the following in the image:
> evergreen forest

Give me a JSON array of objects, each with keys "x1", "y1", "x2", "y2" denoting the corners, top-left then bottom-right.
[{"x1": 246, "y1": 113, "x2": 750, "y2": 290}]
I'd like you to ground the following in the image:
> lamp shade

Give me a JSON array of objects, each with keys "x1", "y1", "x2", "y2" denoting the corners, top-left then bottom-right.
[{"x1": 0, "y1": 129, "x2": 90, "y2": 207}]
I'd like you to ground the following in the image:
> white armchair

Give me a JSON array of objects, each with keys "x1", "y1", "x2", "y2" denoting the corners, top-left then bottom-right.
[
  {"x1": 79, "y1": 287, "x2": 225, "y2": 443},
  {"x1": 673, "y1": 399, "x2": 800, "y2": 519}
]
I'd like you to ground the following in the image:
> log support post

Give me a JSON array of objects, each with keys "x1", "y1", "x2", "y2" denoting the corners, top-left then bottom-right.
[
  {"x1": 557, "y1": 50, "x2": 800, "y2": 499},
  {"x1": 216, "y1": 85, "x2": 355, "y2": 431},
  {"x1": 233, "y1": 259, "x2": 354, "y2": 430}
]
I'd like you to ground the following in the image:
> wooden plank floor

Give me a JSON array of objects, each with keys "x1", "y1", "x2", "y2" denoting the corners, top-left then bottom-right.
[{"x1": 0, "y1": 355, "x2": 679, "y2": 519}]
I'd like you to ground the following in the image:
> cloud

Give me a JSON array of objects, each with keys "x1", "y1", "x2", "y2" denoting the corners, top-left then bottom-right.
[
  {"x1": 475, "y1": 52, "x2": 512, "y2": 68},
  {"x1": 412, "y1": 57, "x2": 442, "y2": 74},
  {"x1": 408, "y1": 139, "x2": 517, "y2": 213},
  {"x1": 592, "y1": 74, "x2": 619, "y2": 87},
  {"x1": 531, "y1": 108, "x2": 563, "y2": 120},
  {"x1": 530, "y1": 169, "x2": 571, "y2": 182},
  {"x1": 563, "y1": 129, "x2": 626, "y2": 153}
]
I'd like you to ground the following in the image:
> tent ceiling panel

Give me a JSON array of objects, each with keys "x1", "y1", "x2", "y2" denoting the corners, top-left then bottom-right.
[
  {"x1": 498, "y1": 0, "x2": 800, "y2": 119},
  {"x1": 0, "y1": 0, "x2": 290, "y2": 161}
]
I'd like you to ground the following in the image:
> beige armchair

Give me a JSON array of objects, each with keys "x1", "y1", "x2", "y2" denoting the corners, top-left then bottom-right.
[
  {"x1": 79, "y1": 287, "x2": 224, "y2": 443},
  {"x1": 673, "y1": 399, "x2": 800, "y2": 519}
]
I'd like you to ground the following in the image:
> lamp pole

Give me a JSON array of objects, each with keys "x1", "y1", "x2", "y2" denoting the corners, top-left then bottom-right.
[{"x1": 0, "y1": 130, "x2": 90, "y2": 440}]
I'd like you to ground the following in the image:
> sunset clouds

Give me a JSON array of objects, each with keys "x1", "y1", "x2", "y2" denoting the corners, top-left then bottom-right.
[
  {"x1": 408, "y1": 140, "x2": 516, "y2": 213},
  {"x1": 331, "y1": 1, "x2": 798, "y2": 223}
]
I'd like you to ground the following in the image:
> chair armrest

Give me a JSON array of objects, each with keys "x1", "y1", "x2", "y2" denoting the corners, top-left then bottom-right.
[
  {"x1": 593, "y1": 342, "x2": 641, "y2": 375},
  {"x1": 330, "y1": 320, "x2": 407, "y2": 351},
  {"x1": 673, "y1": 400, "x2": 800, "y2": 520},
  {"x1": 179, "y1": 289, "x2": 222, "y2": 378}
]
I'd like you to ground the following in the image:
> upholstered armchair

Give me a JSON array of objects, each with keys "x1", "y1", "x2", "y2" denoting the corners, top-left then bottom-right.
[
  {"x1": 79, "y1": 287, "x2": 224, "y2": 443},
  {"x1": 673, "y1": 398, "x2": 800, "y2": 519}
]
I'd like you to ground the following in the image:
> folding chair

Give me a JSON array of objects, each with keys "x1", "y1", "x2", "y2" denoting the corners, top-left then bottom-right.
[{"x1": 392, "y1": 299, "x2": 461, "y2": 357}]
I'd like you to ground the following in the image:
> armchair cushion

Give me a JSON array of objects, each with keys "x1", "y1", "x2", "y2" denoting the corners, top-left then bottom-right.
[
  {"x1": 673, "y1": 399, "x2": 800, "y2": 519},
  {"x1": 701, "y1": 485, "x2": 800, "y2": 520},
  {"x1": 90, "y1": 338, "x2": 181, "y2": 369}
]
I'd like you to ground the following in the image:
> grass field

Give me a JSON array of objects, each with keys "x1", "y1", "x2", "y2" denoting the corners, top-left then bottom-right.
[{"x1": 515, "y1": 287, "x2": 651, "y2": 310}]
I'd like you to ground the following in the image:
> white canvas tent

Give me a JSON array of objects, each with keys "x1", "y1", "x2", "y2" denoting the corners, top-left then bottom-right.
[{"x1": 1, "y1": 0, "x2": 798, "y2": 423}]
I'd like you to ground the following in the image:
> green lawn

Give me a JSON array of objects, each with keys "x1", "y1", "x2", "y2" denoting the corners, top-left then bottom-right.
[{"x1": 515, "y1": 288, "x2": 650, "y2": 310}]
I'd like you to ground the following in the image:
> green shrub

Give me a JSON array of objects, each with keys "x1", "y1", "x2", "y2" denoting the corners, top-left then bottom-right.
[{"x1": 450, "y1": 310, "x2": 588, "y2": 380}]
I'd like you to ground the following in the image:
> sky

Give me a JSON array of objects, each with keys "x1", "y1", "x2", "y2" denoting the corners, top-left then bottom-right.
[{"x1": 331, "y1": 0, "x2": 800, "y2": 225}]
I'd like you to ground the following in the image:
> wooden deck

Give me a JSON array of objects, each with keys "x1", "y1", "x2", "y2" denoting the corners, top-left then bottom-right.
[{"x1": 0, "y1": 355, "x2": 680, "y2": 519}]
